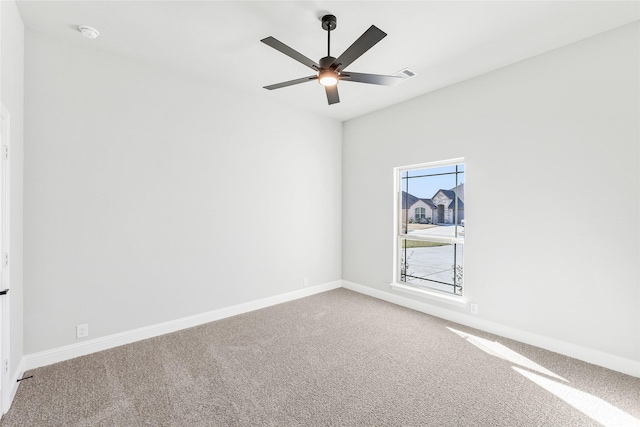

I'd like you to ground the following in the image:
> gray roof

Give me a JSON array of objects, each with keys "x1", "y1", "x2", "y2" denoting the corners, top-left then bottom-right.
[
  {"x1": 448, "y1": 199, "x2": 464, "y2": 210},
  {"x1": 421, "y1": 199, "x2": 436, "y2": 209},
  {"x1": 401, "y1": 191, "x2": 420, "y2": 209},
  {"x1": 402, "y1": 192, "x2": 436, "y2": 209},
  {"x1": 436, "y1": 189, "x2": 457, "y2": 200},
  {"x1": 449, "y1": 183, "x2": 464, "y2": 202}
]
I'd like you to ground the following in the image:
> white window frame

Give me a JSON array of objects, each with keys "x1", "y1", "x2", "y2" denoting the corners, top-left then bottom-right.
[{"x1": 390, "y1": 158, "x2": 467, "y2": 307}]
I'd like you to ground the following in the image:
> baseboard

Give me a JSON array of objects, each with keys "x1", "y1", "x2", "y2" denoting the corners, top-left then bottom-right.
[
  {"x1": 25, "y1": 281, "x2": 342, "y2": 371},
  {"x1": 23, "y1": 279, "x2": 639, "y2": 378},
  {"x1": 342, "y1": 280, "x2": 640, "y2": 378}
]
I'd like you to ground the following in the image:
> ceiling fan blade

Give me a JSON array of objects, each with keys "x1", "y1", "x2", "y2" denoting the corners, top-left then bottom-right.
[
  {"x1": 325, "y1": 85, "x2": 340, "y2": 105},
  {"x1": 261, "y1": 37, "x2": 320, "y2": 71},
  {"x1": 339, "y1": 72, "x2": 402, "y2": 86},
  {"x1": 264, "y1": 76, "x2": 318, "y2": 90},
  {"x1": 332, "y1": 25, "x2": 387, "y2": 72}
]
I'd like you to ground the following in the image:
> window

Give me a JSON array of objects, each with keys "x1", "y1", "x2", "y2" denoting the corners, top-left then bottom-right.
[{"x1": 396, "y1": 159, "x2": 464, "y2": 296}]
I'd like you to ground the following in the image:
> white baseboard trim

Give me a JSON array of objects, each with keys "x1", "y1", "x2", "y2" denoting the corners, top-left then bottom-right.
[
  {"x1": 25, "y1": 281, "x2": 342, "y2": 371},
  {"x1": 342, "y1": 280, "x2": 640, "y2": 378},
  {"x1": 22, "y1": 279, "x2": 639, "y2": 378}
]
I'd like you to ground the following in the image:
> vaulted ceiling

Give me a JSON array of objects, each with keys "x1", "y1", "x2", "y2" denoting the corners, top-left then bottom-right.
[{"x1": 16, "y1": 1, "x2": 639, "y2": 121}]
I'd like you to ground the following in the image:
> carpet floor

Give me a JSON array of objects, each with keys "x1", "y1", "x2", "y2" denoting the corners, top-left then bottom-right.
[{"x1": 1, "y1": 288, "x2": 638, "y2": 426}]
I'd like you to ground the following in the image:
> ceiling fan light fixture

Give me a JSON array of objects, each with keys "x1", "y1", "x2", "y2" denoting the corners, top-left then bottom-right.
[{"x1": 318, "y1": 69, "x2": 338, "y2": 87}]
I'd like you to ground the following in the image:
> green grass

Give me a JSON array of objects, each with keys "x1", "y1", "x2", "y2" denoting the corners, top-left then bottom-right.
[{"x1": 402, "y1": 240, "x2": 448, "y2": 248}]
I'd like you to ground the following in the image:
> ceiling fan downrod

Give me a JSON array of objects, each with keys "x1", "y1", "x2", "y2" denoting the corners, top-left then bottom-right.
[
  {"x1": 327, "y1": 24, "x2": 330, "y2": 56},
  {"x1": 322, "y1": 15, "x2": 337, "y2": 58}
]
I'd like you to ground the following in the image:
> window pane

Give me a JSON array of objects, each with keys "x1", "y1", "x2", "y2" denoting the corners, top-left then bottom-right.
[
  {"x1": 399, "y1": 239, "x2": 463, "y2": 295},
  {"x1": 400, "y1": 163, "x2": 464, "y2": 238}
]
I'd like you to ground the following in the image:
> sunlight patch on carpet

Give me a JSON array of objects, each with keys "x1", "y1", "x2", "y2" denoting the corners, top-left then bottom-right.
[
  {"x1": 447, "y1": 327, "x2": 567, "y2": 382},
  {"x1": 513, "y1": 367, "x2": 639, "y2": 427}
]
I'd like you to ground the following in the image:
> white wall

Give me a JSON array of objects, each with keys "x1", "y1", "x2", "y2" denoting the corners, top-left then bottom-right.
[
  {"x1": 343, "y1": 23, "x2": 639, "y2": 363},
  {"x1": 24, "y1": 30, "x2": 342, "y2": 354},
  {"x1": 0, "y1": 0, "x2": 25, "y2": 385}
]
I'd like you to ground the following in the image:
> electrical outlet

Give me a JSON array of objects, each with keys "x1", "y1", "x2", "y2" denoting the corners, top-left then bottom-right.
[
  {"x1": 303, "y1": 277, "x2": 309, "y2": 287},
  {"x1": 76, "y1": 324, "x2": 89, "y2": 339},
  {"x1": 3, "y1": 359, "x2": 8, "y2": 374},
  {"x1": 470, "y1": 303, "x2": 479, "y2": 315}
]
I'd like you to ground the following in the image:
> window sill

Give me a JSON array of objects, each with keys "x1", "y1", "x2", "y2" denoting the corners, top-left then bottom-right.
[{"x1": 389, "y1": 283, "x2": 468, "y2": 308}]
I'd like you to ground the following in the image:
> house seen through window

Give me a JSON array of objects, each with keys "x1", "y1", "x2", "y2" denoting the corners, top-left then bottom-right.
[{"x1": 397, "y1": 160, "x2": 464, "y2": 295}]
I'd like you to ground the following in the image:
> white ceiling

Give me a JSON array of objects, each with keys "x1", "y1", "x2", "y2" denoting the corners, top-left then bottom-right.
[{"x1": 16, "y1": 1, "x2": 640, "y2": 122}]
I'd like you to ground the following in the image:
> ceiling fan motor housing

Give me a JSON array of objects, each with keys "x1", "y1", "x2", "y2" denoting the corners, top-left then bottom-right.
[{"x1": 319, "y1": 56, "x2": 337, "y2": 69}]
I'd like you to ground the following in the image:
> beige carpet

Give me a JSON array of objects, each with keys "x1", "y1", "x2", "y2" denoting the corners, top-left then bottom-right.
[{"x1": 1, "y1": 288, "x2": 638, "y2": 426}]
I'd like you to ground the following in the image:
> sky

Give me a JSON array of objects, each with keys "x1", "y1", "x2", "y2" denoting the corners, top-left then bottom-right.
[{"x1": 402, "y1": 164, "x2": 464, "y2": 199}]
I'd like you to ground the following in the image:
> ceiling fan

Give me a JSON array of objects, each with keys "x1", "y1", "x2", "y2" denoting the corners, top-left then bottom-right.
[{"x1": 261, "y1": 14, "x2": 402, "y2": 105}]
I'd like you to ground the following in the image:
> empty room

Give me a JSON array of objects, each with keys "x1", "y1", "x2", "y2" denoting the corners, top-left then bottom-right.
[{"x1": 0, "y1": 1, "x2": 638, "y2": 425}]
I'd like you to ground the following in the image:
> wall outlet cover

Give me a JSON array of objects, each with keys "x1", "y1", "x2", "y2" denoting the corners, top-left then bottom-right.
[
  {"x1": 76, "y1": 324, "x2": 89, "y2": 338},
  {"x1": 470, "y1": 303, "x2": 479, "y2": 315}
]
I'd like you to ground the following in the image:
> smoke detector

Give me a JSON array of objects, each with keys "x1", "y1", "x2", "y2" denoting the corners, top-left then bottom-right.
[{"x1": 78, "y1": 26, "x2": 100, "y2": 39}]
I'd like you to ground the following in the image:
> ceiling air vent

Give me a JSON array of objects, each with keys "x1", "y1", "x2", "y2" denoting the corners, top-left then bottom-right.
[{"x1": 392, "y1": 68, "x2": 417, "y2": 81}]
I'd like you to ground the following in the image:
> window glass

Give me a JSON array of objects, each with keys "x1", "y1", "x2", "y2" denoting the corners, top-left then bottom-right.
[{"x1": 398, "y1": 161, "x2": 464, "y2": 295}]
